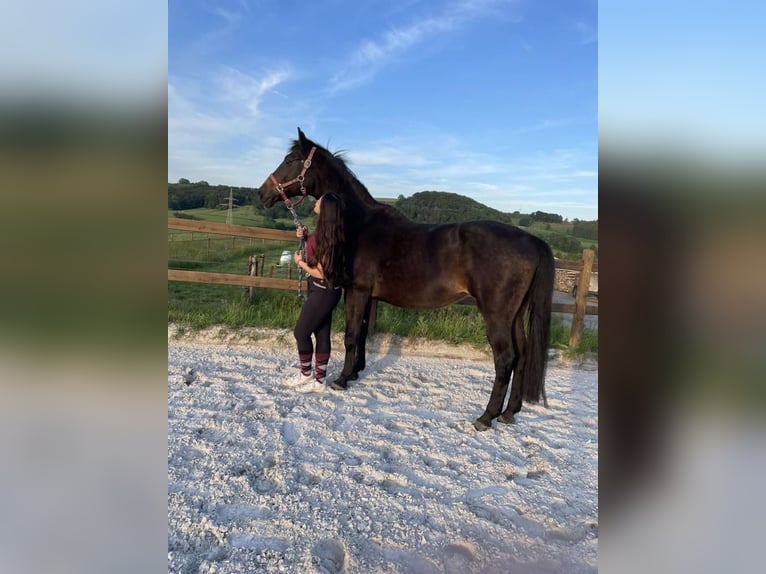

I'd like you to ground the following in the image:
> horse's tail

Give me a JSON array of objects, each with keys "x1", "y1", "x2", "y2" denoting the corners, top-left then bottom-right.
[{"x1": 521, "y1": 239, "x2": 554, "y2": 406}]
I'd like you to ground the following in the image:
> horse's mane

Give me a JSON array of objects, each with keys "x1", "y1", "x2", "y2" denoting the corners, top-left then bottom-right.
[{"x1": 290, "y1": 138, "x2": 383, "y2": 209}]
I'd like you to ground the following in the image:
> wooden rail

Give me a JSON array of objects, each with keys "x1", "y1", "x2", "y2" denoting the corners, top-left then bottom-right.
[
  {"x1": 168, "y1": 218, "x2": 598, "y2": 347},
  {"x1": 168, "y1": 217, "x2": 296, "y2": 241},
  {"x1": 456, "y1": 295, "x2": 597, "y2": 316},
  {"x1": 168, "y1": 269, "x2": 301, "y2": 291},
  {"x1": 554, "y1": 258, "x2": 599, "y2": 272},
  {"x1": 554, "y1": 302, "x2": 599, "y2": 315}
]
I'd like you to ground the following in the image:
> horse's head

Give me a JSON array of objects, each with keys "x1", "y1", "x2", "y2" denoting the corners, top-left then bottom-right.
[{"x1": 258, "y1": 127, "x2": 326, "y2": 208}]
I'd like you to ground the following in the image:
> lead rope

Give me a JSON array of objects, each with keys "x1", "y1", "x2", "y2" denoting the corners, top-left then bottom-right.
[
  {"x1": 284, "y1": 199, "x2": 307, "y2": 298},
  {"x1": 270, "y1": 146, "x2": 316, "y2": 299}
]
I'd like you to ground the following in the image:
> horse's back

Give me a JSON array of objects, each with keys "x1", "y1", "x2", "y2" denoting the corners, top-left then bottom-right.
[{"x1": 352, "y1": 217, "x2": 549, "y2": 309}]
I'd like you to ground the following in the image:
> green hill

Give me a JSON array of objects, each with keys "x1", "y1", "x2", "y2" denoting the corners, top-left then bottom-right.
[
  {"x1": 389, "y1": 191, "x2": 597, "y2": 259},
  {"x1": 392, "y1": 191, "x2": 516, "y2": 225}
]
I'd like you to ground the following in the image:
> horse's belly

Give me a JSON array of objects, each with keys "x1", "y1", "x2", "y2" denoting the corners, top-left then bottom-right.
[{"x1": 373, "y1": 282, "x2": 467, "y2": 309}]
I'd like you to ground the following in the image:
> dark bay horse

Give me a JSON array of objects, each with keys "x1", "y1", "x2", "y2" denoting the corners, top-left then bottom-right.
[{"x1": 258, "y1": 128, "x2": 554, "y2": 431}]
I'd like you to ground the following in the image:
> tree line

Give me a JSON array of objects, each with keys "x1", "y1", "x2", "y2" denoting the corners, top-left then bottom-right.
[{"x1": 168, "y1": 179, "x2": 315, "y2": 220}]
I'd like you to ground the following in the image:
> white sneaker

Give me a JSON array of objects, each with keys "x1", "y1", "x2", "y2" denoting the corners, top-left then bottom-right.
[
  {"x1": 285, "y1": 373, "x2": 313, "y2": 388},
  {"x1": 297, "y1": 380, "x2": 325, "y2": 394}
]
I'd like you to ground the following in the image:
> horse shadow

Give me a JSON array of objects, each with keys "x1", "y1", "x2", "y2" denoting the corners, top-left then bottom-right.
[{"x1": 357, "y1": 333, "x2": 408, "y2": 377}]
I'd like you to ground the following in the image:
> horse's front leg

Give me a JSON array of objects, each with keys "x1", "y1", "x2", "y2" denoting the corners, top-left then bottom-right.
[
  {"x1": 354, "y1": 298, "x2": 374, "y2": 373},
  {"x1": 331, "y1": 288, "x2": 370, "y2": 390}
]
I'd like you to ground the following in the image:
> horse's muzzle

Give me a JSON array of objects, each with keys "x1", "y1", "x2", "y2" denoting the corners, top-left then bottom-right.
[{"x1": 257, "y1": 177, "x2": 278, "y2": 207}]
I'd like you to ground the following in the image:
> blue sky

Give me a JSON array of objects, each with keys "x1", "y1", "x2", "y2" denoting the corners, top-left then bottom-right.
[{"x1": 169, "y1": 0, "x2": 597, "y2": 220}]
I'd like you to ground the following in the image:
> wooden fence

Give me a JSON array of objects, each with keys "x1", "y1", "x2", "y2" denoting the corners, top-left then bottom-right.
[{"x1": 168, "y1": 218, "x2": 598, "y2": 347}]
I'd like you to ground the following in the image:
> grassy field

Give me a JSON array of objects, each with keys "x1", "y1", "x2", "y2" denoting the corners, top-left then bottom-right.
[
  {"x1": 168, "y1": 207, "x2": 597, "y2": 354},
  {"x1": 168, "y1": 283, "x2": 597, "y2": 354},
  {"x1": 168, "y1": 206, "x2": 310, "y2": 275},
  {"x1": 524, "y1": 221, "x2": 598, "y2": 255},
  {"x1": 168, "y1": 205, "x2": 314, "y2": 227},
  {"x1": 169, "y1": 205, "x2": 597, "y2": 258},
  {"x1": 168, "y1": 234, "x2": 295, "y2": 274}
]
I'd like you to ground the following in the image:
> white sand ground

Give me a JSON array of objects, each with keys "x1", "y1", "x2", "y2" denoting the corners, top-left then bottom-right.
[{"x1": 168, "y1": 326, "x2": 598, "y2": 573}]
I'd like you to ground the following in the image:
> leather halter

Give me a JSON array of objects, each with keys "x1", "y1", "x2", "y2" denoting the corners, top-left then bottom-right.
[{"x1": 268, "y1": 146, "x2": 316, "y2": 208}]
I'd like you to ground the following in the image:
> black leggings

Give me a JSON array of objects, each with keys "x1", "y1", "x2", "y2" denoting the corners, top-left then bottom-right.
[{"x1": 293, "y1": 278, "x2": 342, "y2": 357}]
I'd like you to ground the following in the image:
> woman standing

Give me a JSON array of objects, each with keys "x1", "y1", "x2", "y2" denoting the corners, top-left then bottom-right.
[{"x1": 289, "y1": 193, "x2": 346, "y2": 393}]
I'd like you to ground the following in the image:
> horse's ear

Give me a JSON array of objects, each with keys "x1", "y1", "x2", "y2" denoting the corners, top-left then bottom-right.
[{"x1": 297, "y1": 127, "x2": 306, "y2": 143}]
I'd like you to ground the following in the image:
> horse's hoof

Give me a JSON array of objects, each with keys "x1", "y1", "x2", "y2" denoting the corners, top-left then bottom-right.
[
  {"x1": 473, "y1": 419, "x2": 492, "y2": 432},
  {"x1": 330, "y1": 380, "x2": 348, "y2": 391},
  {"x1": 347, "y1": 372, "x2": 359, "y2": 381},
  {"x1": 497, "y1": 413, "x2": 515, "y2": 424}
]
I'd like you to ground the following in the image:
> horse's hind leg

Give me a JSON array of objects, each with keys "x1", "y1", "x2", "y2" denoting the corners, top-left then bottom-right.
[
  {"x1": 498, "y1": 310, "x2": 526, "y2": 424},
  {"x1": 474, "y1": 316, "x2": 515, "y2": 431}
]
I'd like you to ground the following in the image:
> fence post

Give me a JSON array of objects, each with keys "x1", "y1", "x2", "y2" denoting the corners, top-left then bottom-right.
[
  {"x1": 248, "y1": 256, "x2": 256, "y2": 303},
  {"x1": 569, "y1": 249, "x2": 594, "y2": 349}
]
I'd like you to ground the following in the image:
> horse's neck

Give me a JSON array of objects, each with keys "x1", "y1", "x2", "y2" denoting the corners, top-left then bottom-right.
[
  {"x1": 347, "y1": 180, "x2": 378, "y2": 207},
  {"x1": 340, "y1": 174, "x2": 407, "y2": 221},
  {"x1": 326, "y1": 166, "x2": 378, "y2": 207}
]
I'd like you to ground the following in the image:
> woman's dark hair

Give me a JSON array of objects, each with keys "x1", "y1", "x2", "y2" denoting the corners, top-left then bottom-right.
[{"x1": 312, "y1": 192, "x2": 346, "y2": 287}]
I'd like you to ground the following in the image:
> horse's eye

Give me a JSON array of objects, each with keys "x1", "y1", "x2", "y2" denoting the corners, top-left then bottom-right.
[{"x1": 284, "y1": 154, "x2": 300, "y2": 164}]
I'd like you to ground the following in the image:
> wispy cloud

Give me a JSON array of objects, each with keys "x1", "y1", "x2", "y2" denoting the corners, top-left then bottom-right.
[
  {"x1": 508, "y1": 117, "x2": 586, "y2": 136},
  {"x1": 201, "y1": 0, "x2": 250, "y2": 25},
  {"x1": 340, "y1": 133, "x2": 595, "y2": 217},
  {"x1": 328, "y1": 0, "x2": 517, "y2": 93},
  {"x1": 168, "y1": 66, "x2": 297, "y2": 186},
  {"x1": 168, "y1": 65, "x2": 290, "y2": 144},
  {"x1": 216, "y1": 66, "x2": 291, "y2": 116},
  {"x1": 348, "y1": 146, "x2": 435, "y2": 168},
  {"x1": 168, "y1": 83, "x2": 231, "y2": 143}
]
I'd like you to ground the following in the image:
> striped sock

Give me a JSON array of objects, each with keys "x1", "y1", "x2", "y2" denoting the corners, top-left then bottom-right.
[
  {"x1": 299, "y1": 353, "x2": 313, "y2": 377},
  {"x1": 314, "y1": 353, "x2": 330, "y2": 384}
]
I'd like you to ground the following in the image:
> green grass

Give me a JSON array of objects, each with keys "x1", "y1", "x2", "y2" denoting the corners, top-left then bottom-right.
[
  {"x1": 168, "y1": 207, "x2": 598, "y2": 356},
  {"x1": 168, "y1": 283, "x2": 598, "y2": 355},
  {"x1": 549, "y1": 316, "x2": 599, "y2": 354},
  {"x1": 373, "y1": 303, "x2": 488, "y2": 345},
  {"x1": 169, "y1": 205, "x2": 316, "y2": 230},
  {"x1": 168, "y1": 231, "x2": 299, "y2": 277},
  {"x1": 169, "y1": 283, "x2": 308, "y2": 329}
]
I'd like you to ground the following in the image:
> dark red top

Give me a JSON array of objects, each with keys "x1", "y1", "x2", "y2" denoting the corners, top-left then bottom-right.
[{"x1": 305, "y1": 233, "x2": 316, "y2": 265}]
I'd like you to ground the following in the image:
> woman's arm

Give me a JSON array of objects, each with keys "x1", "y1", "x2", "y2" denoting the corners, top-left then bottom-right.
[{"x1": 294, "y1": 251, "x2": 325, "y2": 279}]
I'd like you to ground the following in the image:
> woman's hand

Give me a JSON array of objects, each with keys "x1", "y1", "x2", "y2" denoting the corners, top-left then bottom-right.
[
  {"x1": 293, "y1": 251, "x2": 304, "y2": 266},
  {"x1": 296, "y1": 226, "x2": 308, "y2": 239}
]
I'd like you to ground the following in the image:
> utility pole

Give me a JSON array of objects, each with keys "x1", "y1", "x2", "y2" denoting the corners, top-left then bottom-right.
[{"x1": 225, "y1": 188, "x2": 234, "y2": 225}]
